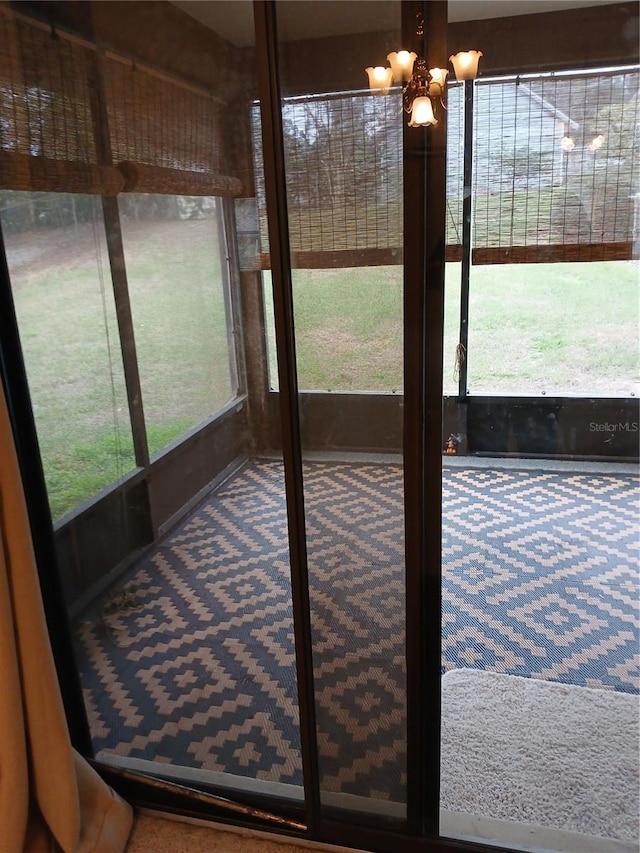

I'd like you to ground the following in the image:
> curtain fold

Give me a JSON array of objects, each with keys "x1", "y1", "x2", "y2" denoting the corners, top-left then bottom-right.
[{"x1": 0, "y1": 382, "x2": 133, "y2": 852}]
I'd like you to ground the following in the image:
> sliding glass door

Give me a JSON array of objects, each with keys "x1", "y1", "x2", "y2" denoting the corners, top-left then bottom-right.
[
  {"x1": 255, "y1": 0, "x2": 447, "y2": 839},
  {"x1": 440, "y1": 3, "x2": 639, "y2": 851},
  {"x1": 277, "y1": 0, "x2": 408, "y2": 820},
  {"x1": 2, "y1": 0, "x2": 635, "y2": 850}
]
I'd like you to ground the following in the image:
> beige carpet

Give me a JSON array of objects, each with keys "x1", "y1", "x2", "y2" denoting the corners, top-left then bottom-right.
[
  {"x1": 440, "y1": 669, "x2": 640, "y2": 843},
  {"x1": 126, "y1": 813, "x2": 367, "y2": 853}
]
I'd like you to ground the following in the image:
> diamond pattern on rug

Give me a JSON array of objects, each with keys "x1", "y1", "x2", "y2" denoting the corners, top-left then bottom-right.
[{"x1": 74, "y1": 460, "x2": 639, "y2": 801}]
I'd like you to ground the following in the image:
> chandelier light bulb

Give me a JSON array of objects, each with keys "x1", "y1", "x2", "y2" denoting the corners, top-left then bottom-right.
[
  {"x1": 387, "y1": 50, "x2": 417, "y2": 84},
  {"x1": 408, "y1": 95, "x2": 438, "y2": 127},
  {"x1": 449, "y1": 50, "x2": 483, "y2": 81},
  {"x1": 365, "y1": 65, "x2": 394, "y2": 94},
  {"x1": 429, "y1": 67, "x2": 449, "y2": 86}
]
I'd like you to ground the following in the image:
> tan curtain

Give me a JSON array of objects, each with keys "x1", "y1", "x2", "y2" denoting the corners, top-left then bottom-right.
[{"x1": 0, "y1": 383, "x2": 133, "y2": 852}]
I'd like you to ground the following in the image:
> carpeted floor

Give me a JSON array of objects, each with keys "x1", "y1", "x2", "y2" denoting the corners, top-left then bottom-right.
[
  {"x1": 440, "y1": 668, "x2": 639, "y2": 843},
  {"x1": 74, "y1": 459, "x2": 639, "y2": 806}
]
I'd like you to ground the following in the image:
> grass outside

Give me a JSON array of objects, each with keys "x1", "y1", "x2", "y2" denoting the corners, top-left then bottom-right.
[
  {"x1": 5, "y1": 207, "x2": 235, "y2": 520},
  {"x1": 119, "y1": 211, "x2": 235, "y2": 438},
  {"x1": 265, "y1": 261, "x2": 638, "y2": 397},
  {"x1": 466, "y1": 263, "x2": 639, "y2": 395},
  {"x1": 4, "y1": 208, "x2": 638, "y2": 520}
]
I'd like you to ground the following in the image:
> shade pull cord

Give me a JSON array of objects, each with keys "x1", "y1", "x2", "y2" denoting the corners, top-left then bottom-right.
[
  {"x1": 453, "y1": 342, "x2": 466, "y2": 382},
  {"x1": 91, "y1": 198, "x2": 124, "y2": 485}
]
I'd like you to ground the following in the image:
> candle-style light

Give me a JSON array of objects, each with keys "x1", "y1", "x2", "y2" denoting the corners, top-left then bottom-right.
[
  {"x1": 387, "y1": 50, "x2": 417, "y2": 84},
  {"x1": 428, "y1": 67, "x2": 449, "y2": 88},
  {"x1": 365, "y1": 18, "x2": 481, "y2": 127},
  {"x1": 449, "y1": 50, "x2": 483, "y2": 81},
  {"x1": 365, "y1": 65, "x2": 394, "y2": 94},
  {"x1": 408, "y1": 94, "x2": 437, "y2": 127}
]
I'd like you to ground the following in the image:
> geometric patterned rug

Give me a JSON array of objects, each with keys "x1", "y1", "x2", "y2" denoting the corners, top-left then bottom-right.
[{"x1": 74, "y1": 459, "x2": 639, "y2": 803}]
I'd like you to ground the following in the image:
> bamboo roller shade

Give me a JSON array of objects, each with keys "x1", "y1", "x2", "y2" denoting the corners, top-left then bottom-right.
[
  {"x1": 251, "y1": 69, "x2": 637, "y2": 269},
  {"x1": 117, "y1": 162, "x2": 242, "y2": 197},
  {"x1": 0, "y1": 13, "x2": 97, "y2": 162},
  {"x1": 0, "y1": 8, "x2": 242, "y2": 198},
  {"x1": 0, "y1": 151, "x2": 123, "y2": 195},
  {"x1": 470, "y1": 72, "x2": 638, "y2": 261},
  {"x1": 251, "y1": 93, "x2": 403, "y2": 263}
]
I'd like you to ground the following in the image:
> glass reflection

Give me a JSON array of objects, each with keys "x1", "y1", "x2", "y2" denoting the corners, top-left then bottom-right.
[
  {"x1": 1, "y1": 192, "x2": 134, "y2": 521},
  {"x1": 274, "y1": 0, "x2": 408, "y2": 816},
  {"x1": 441, "y1": 3, "x2": 639, "y2": 850}
]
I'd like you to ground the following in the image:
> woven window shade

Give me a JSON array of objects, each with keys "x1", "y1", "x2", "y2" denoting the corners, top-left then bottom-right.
[
  {"x1": 104, "y1": 57, "x2": 241, "y2": 198},
  {"x1": 252, "y1": 91, "x2": 403, "y2": 269},
  {"x1": 471, "y1": 68, "x2": 639, "y2": 263},
  {"x1": 250, "y1": 111, "x2": 269, "y2": 266},
  {"x1": 0, "y1": 9, "x2": 122, "y2": 194},
  {"x1": 446, "y1": 82, "x2": 464, "y2": 259},
  {"x1": 0, "y1": 9, "x2": 240, "y2": 198},
  {"x1": 252, "y1": 68, "x2": 638, "y2": 270}
]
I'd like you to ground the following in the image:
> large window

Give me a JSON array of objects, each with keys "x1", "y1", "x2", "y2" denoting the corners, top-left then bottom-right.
[
  {"x1": 119, "y1": 194, "x2": 237, "y2": 456},
  {"x1": 259, "y1": 67, "x2": 639, "y2": 400},
  {"x1": 466, "y1": 260, "x2": 638, "y2": 396},
  {"x1": 0, "y1": 191, "x2": 240, "y2": 519},
  {"x1": 1, "y1": 192, "x2": 135, "y2": 520},
  {"x1": 447, "y1": 66, "x2": 639, "y2": 398},
  {"x1": 254, "y1": 89, "x2": 405, "y2": 395},
  {"x1": 0, "y1": 7, "x2": 244, "y2": 524}
]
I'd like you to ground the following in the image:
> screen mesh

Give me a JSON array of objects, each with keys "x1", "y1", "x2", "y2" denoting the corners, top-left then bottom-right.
[
  {"x1": 0, "y1": 8, "x2": 236, "y2": 197},
  {"x1": 471, "y1": 68, "x2": 639, "y2": 262},
  {"x1": 252, "y1": 67, "x2": 638, "y2": 268}
]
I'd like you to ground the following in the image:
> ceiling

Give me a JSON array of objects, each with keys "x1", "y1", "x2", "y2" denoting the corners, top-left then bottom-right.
[{"x1": 171, "y1": 0, "x2": 626, "y2": 47}]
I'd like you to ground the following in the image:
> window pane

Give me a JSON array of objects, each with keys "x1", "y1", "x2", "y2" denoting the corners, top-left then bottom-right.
[
  {"x1": 296, "y1": 267, "x2": 403, "y2": 393},
  {"x1": 1, "y1": 191, "x2": 135, "y2": 520},
  {"x1": 119, "y1": 195, "x2": 237, "y2": 456},
  {"x1": 443, "y1": 262, "x2": 462, "y2": 397},
  {"x1": 466, "y1": 261, "x2": 638, "y2": 396},
  {"x1": 276, "y1": 0, "x2": 408, "y2": 821},
  {"x1": 472, "y1": 69, "x2": 639, "y2": 257},
  {"x1": 264, "y1": 267, "x2": 403, "y2": 393}
]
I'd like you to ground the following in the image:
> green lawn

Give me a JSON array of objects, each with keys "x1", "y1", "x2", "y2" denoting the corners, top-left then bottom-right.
[
  {"x1": 5, "y1": 207, "x2": 235, "y2": 520},
  {"x1": 265, "y1": 261, "x2": 639, "y2": 397},
  {"x1": 465, "y1": 262, "x2": 639, "y2": 395},
  {"x1": 4, "y1": 207, "x2": 638, "y2": 520},
  {"x1": 119, "y1": 214, "x2": 235, "y2": 439}
]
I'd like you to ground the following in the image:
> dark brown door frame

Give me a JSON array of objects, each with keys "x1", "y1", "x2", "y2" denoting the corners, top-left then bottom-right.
[
  {"x1": 253, "y1": 0, "x2": 321, "y2": 835},
  {"x1": 253, "y1": 0, "x2": 449, "y2": 844},
  {"x1": 403, "y1": 0, "x2": 446, "y2": 837}
]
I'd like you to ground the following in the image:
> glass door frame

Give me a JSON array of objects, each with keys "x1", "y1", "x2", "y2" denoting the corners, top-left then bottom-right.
[
  {"x1": 253, "y1": 1, "x2": 464, "y2": 849},
  {"x1": 252, "y1": 0, "x2": 322, "y2": 834},
  {"x1": 0, "y1": 1, "x2": 554, "y2": 851}
]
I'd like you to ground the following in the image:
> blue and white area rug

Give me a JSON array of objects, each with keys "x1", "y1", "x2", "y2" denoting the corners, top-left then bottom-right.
[{"x1": 75, "y1": 460, "x2": 639, "y2": 802}]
